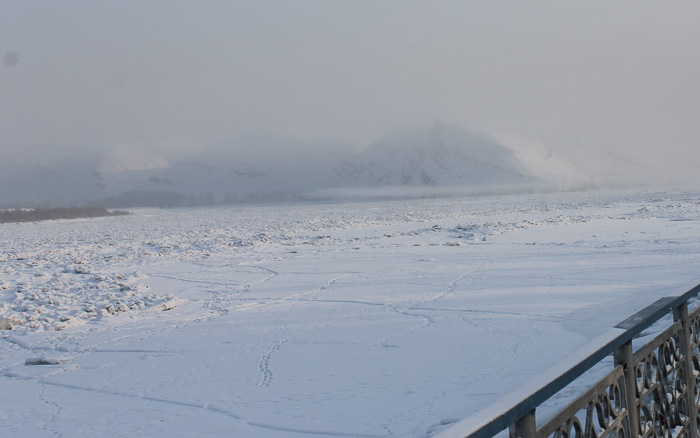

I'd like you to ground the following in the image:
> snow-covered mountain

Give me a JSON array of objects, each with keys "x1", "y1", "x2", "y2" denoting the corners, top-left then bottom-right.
[
  {"x1": 0, "y1": 125, "x2": 588, "y2": 208},
  {"x1": 341, "y1": 124, "x2": 531, "y2": 187},
  {"x1": 318, "y1": 123, "x2": 590, "y2": 200}
]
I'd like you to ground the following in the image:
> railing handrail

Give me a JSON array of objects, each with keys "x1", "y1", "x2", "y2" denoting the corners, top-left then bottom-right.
[{"x1": 434, "y1": 280, "x2": 700, "y2": 438}]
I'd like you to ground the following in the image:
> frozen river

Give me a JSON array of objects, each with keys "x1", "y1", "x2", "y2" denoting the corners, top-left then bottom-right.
[{"x1": 2, "y1": 188, "x2": 700, "y2": 437}]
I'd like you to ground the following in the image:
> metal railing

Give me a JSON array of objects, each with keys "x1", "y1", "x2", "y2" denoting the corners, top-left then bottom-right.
[{"x1": 436, "y1": 281, "x2": 700, "y2": 438}]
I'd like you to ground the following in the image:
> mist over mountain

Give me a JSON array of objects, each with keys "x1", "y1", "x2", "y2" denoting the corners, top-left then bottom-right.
[
  {"x1": 0, "y1": 124, "x2": 614, "y2": 208},
  {"x1": 95, "y1": 144, "x2": 170, "y2": 174}
]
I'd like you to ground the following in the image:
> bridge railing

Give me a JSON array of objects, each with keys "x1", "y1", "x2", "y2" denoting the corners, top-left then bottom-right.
[{"x1": 435, "y1": 281, "x2": 700, "y2": 438}]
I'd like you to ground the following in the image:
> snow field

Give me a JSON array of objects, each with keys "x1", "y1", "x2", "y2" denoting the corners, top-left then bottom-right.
[{"x1": 2, "y1": 188, "x2": 700, "y2": 437}]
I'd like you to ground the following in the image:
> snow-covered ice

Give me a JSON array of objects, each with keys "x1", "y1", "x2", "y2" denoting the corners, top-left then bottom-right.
[{"x1": 2, "y1": 188, "x2": 700, "y2": 437}]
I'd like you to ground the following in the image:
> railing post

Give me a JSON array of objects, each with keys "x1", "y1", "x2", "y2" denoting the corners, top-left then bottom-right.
[
  {"x1": 674, "y1": 302, "x2": 698, "y2": 438},
  {"x1": 509, "y1": 410, "x2": 536, "y2": 438},
  {"x1": 614, "y1": 341, "x2": 639, "y2": 438}
]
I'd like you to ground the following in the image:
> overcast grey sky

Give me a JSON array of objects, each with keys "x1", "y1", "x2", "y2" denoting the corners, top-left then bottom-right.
[{"x1": 2, "y1": 1, "x2": 700, "y2": 169}]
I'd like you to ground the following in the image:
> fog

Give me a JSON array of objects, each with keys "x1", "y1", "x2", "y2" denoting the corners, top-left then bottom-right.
[{"x1": 2, "y1": 1, "x2": 700, "y2": 183}]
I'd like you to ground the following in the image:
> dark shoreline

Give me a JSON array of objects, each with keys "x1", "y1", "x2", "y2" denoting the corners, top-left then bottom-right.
[{"x1": 0, "y1": 207, "x2": 131, "y2": 224}]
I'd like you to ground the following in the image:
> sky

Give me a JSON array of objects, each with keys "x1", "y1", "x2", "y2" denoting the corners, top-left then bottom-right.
[{"x1": 2, "y1": 1, "x2": 700, "y2": 174}]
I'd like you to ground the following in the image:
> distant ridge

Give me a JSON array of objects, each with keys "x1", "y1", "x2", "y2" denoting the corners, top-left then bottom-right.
[{"x1": 0, "y1": 124, "x2": 584, "y2": 208}]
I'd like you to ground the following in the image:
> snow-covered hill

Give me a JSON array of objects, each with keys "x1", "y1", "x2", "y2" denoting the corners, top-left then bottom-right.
[
  {"x1": 141, "y1": 138, "x2": 350, "y2": 204},
  {"x1": 340, "y1": 124, "x2": 534, "y2": 188},
  {"x1": 0, "y1": 125, "x2": 588, "y2": 208}
]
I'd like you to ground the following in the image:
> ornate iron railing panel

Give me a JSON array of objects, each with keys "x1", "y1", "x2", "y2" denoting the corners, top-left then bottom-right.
[
  {"x1": 688, "y1": 306, "x2": 700, "y2": 429},
  {"x1": 535, "y1": 365, "x2": 629, "y2": 438},
  {"x1": 435, "y1": 282, "x2": 700, "y2": 438},
  {"x1": 632, "y1": 322, "x2": 690, "y2": 438}
]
